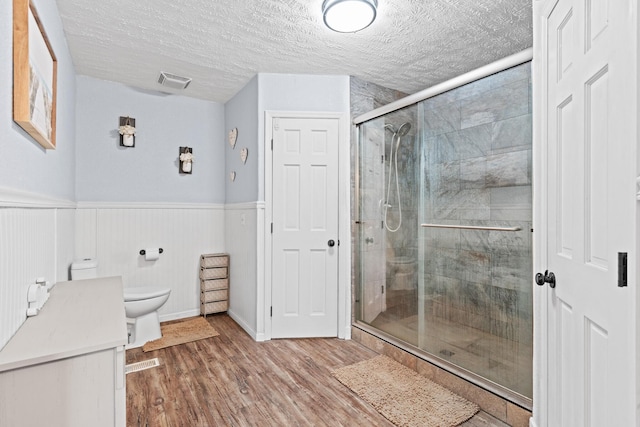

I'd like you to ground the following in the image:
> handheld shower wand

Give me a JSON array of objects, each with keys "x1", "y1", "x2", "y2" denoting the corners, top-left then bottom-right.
[{"x1": 383, "y1": 122, "x2": 411, "y2": 233}]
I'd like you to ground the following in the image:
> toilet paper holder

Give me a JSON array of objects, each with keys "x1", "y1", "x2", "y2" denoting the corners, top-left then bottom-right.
[{"x1": 139, "y1": 248, "x2": 163, "y2": 256}]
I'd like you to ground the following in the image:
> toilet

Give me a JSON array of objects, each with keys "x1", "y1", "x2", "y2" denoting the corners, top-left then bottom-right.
[
  {"x1": 70, "y1": 258, "x2": 171, "y2": 349},
  {"x1": 387, "y1": 256, "x2": 417, "y2": 290}
]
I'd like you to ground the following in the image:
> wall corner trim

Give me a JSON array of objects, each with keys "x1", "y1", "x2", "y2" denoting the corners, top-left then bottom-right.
[
  {"x1": 0, "y1": 186, "x2": 75, "y2": 208},
  {"x1": 76, "y1": 201, "x2": 225, "y2": 210},
  {"x1": 224, "y1": 201, "x2": 265, "y2": 210}
]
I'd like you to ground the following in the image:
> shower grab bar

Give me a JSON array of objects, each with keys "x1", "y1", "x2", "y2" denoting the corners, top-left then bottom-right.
[{"x1": 420, "y1": 223, "x2": 522, "y2": 232}]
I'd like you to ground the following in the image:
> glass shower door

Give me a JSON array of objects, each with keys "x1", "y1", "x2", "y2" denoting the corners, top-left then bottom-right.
[
  {"x1": 357, "y1": 119, "x2": 386, "y2": 325},
  {"x1": 354, "y1": 61, "x2": 533, "y2": 405},
  {"x1": 417, "y1": 63, "x2": 533, "y2": 399},
  {"x1": 357, "y1": 106, "x2": 420, "y2": 346}
]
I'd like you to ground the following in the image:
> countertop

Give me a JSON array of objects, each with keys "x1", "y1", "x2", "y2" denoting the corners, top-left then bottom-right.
[{"x1": 0, "y1": 276, "x2": 128, "y2": 372}]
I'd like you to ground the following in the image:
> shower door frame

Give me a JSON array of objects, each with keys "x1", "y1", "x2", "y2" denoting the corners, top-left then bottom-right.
[
  {"x1": 353, "y1": 49, "x2": 535, "y2": 410},
  {"x1": 354, "y1": 123, "x2": 385, "y2": 324}
]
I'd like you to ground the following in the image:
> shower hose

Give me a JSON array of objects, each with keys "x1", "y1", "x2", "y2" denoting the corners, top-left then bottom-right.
[{"x1": 384, "y1": 131, "x2": 402, "y2": 233}]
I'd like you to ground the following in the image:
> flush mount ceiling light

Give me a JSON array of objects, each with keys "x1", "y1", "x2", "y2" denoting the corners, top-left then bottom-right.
[{"x1": 322, "y1": 0, "x2": 378, "y2": 33}]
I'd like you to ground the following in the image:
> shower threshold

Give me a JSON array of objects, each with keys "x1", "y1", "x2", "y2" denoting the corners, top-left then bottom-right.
[{"x1": 353, "y1": 321, "x2": 533, "y2": 413}]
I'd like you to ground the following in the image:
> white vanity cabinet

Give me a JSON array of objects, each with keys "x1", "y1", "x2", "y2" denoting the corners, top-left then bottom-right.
[{"x1": 0, "y1": 277, "x2": 128, "y2": 427}]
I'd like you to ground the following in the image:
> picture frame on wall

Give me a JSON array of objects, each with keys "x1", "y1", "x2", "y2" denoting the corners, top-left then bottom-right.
[{"x1": 13, "y1": 0, "x2": 58, "y2": 150}]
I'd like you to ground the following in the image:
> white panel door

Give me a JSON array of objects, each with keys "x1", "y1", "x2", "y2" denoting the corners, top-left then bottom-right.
[
  {"x1": 271, "y1": 117, "x2": 339, "y2": 338},
  {"x1": 538, "y1": 0, "x2": 636, "y2": 425}
]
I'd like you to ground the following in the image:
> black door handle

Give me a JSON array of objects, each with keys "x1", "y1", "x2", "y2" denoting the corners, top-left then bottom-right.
[
  {"x1": 328, "y1": 240, "x2": 335, "y2": 247},
  {"x1": 535, "y1": 270, "x2": 556, "y2": 288}
]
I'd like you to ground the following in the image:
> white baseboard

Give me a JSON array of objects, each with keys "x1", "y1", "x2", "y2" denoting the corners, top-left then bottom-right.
[
  {"x1": 159, "y1": 309, "x2": 200, "y2": 323},
  {"x1": 341, "y1": 325, "x2": 352, "y2": 340},
  {"x1": 227, "y1": 309, "x2": 258, "y2": 340},
  {"x1": 529, "y1": 417, "x2": 537, "y2": 427}
]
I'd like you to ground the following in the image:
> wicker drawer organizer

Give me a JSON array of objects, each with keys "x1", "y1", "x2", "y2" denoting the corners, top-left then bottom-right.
[{"x1": 200, "y1": 253, "x2": 229, "y2": 316}]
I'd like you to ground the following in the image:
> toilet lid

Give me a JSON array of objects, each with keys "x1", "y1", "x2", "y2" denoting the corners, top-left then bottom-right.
[{"x1": 124, "y1": 286, "x2": 171, "y2": 301}]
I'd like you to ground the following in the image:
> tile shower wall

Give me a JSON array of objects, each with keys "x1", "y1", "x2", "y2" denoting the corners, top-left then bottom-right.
[{"x1": 422, "y1": 62, "x2": 532, "y2": 345}]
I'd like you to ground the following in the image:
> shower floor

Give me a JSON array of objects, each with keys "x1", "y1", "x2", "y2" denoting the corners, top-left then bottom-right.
[{"x1": 370, "y1": 290, "x2": 532, "y2": 399}]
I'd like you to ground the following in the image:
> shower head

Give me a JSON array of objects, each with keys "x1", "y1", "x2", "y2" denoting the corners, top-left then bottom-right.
[
  {"x1": 397, "y1": 122, "x2": 412, "y2": 136},
  {"x1": 384, "y1": 122, "x2": 411, "y2": 136}
]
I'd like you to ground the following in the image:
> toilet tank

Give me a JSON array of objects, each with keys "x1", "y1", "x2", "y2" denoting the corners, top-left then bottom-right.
[{"x1": 70, "y1": 258, "x2": 98, "y2": 280}]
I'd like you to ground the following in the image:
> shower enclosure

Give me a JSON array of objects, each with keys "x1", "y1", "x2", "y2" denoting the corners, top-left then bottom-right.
[{"x1": 354, "y1": 58, "x2": 533, "y2": 406}]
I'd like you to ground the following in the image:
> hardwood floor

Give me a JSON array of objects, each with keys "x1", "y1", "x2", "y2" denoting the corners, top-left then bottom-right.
[{"x1": 126, "y1": 314, "x2": 508, "y2": 427}]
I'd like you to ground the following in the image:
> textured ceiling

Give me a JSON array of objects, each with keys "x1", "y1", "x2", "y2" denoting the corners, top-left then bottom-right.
[{"x1": 54, "y1": 0, "x2": 532, "y2": 103}]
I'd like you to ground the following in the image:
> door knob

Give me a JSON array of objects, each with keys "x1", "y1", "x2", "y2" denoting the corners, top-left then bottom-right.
[
  {"x1": 535, "y1": 270, "x2": 556, "y2": 288},
  {"x1": 328, "y1": 239, "x2": 335, "y2": 247}
]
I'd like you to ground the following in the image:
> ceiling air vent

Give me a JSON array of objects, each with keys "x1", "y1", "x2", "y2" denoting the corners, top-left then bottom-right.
[{"x1": 157, "y1": 72, "x2": 192, "y2": 89}]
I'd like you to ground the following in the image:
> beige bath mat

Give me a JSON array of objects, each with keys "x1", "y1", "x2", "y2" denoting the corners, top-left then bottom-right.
[
  {"x1": 332, "y1": 355, "x2": 479, "y2": 427},
  {"x1": 142, "y1": 317, "x2": 219, "y2": 352}
]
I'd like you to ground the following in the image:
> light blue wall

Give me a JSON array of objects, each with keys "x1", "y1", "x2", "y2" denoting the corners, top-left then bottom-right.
[
  {"x1": 0, "y1": 0, "x2": 76, "y2": 200},
  {"x1": 0, "y1": 0, "x2": 77, "y2": 350},
  {"x1": 257, "y1": 73, "x2": 350, "y2": 201},
  {"x1": 223, "y1": 73, "x2": 350, "y2": 204},
  {"x1": 75, "y1": 76, "x2": 226, "y2": 203},
  {"x1": 224, "y1": 76, "x2": 259, "y2": 204},
  {"x1": 259, "y1": 74, "x2": 351, "y2": 112}
]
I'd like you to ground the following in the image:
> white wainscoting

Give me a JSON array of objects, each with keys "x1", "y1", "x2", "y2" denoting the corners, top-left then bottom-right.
[
  {"x1": 224, "y1": 202, "x2": 263, "y2": 340},
  {"x1": 0, "y1": 188, "x2": 76, "y2": 350},
  {"x1": 1, "y1": 194, "x2": 237, "y2": 348},
  {"x1": 75, "y1": 203, "x2": 225, "y2": 321},
  {"x1": 56, "y1": 209, "x2": 76, "y2": 282}
]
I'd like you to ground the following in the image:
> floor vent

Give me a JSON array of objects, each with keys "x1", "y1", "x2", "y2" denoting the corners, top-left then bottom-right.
[{"x1": 125, "y1": 358, "x2": 160, "y2": 374}]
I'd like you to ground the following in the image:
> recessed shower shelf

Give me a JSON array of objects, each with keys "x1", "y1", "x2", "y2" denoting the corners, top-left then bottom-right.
[{"x1": 420, "y1": 223, "x2": 522, "y2": 232}]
